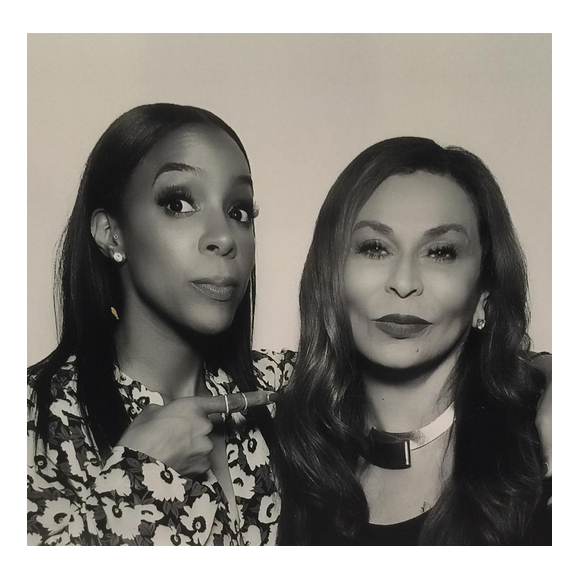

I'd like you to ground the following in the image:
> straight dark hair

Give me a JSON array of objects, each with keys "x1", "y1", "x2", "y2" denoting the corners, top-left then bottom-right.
[
  {"x1": 29, "y1": 103, "x2": 270, "y2": 455},
  {"x1": 274, "y1": 137, "x2": 544, "y2": 545}
]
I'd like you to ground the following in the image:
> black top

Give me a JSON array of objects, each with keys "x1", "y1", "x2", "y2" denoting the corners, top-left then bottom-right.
[
  {"x1": 354, "y1": 478, "x2": 552, "y2": 546},
  {"x1": 359, "y1": 511, "x2": 429, "y2": 546}
]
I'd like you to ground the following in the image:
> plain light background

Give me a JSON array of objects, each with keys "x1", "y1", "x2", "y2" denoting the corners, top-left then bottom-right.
[{"x1": 27, "y1": 33, "x2": 551, "y2": 365}]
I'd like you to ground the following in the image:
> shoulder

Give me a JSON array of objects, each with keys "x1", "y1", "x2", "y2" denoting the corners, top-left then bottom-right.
[
  {"x1": 27, "y1": 355, "x2": 82, "y2": 424},
  {"x1": 28, "y1": 355, "x2": 78, "y2": 394},
  {"x1": 252, "y1": 349, "x2": 297, "y2": 392}
]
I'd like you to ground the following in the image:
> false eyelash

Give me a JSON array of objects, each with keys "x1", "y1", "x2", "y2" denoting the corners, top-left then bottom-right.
[
  {"x1": 231, "y1": 200, "x2": 260, "y2": 220},
  {"x1": 155, "y1": 185, "x2": 197, "y2": 207},
  {"x1": 427, "y1": 244, "x2": 458, "y2": 261},
  {"x1": 356, "y1": 239, "x2": 391, "y2": 259}
]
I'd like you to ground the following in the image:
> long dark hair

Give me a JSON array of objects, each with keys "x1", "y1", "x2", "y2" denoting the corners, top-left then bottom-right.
[
  {"x1": 275, "y1": 137, "x2": 544, "y2": 545},
  {"x1": 29, "y1": 103, "x2": 268, "y2": 455}
]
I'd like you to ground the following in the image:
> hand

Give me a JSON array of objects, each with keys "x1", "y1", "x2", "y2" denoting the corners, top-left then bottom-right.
[{"x1": 118, "y1": 391, "x2": 277, "y2": 477}]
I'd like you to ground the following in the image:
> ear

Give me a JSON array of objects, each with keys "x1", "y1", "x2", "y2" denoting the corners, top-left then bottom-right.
[
  {"x1": 90, "y1": 209, "x2": 123, "y2": 259},
  {"x1": 472, "y1": 290, "x2": 490, "y2": 328}
]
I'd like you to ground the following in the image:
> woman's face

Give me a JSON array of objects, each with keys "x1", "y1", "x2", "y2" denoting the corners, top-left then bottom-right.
[
  {"x1": 115, "y1": 126, "x2": 255, "y2": 336},
  {"x1": 343, "y1": 171, "x2": 487, "y2": 370}
]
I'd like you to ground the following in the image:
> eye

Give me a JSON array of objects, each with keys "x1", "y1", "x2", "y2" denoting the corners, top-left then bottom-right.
[
  {"x1": 166, "y1": 198, "x2": 196, "y2": 214},
  {"x1": 427, "y1": 244, "x2": 458, "y2": 262},
  {"x1": 229, "y1": 202, "x2": 258, "y2": 224},
  {"x1": 155, "y1": 186, "x2": 198, "y2": 217},
  {"x1": 356, "y1": 240, "x2": 392, "y2": 260}
]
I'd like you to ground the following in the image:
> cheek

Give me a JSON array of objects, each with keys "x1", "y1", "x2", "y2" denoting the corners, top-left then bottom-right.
[
  {"x1": 344, "y1": 261, "x2": 381, "y2": 317},
  {"x1": 134, "y1": 231, "x2": 186, "y2": 268},
  {"x1": 429, "y1": 269, "x2": 480, "y2": 323},
  {"x1": 344, "y1": 262, "x2": 364, "y2": 313},
  {"x1": 236, "y1": 232, "x2": 256, "y2": 277}
]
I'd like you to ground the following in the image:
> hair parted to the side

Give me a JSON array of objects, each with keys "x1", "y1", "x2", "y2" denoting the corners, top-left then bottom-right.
[
  {"x1": 274, "y1": 137, "x2": 544, "y2": 545},
  {"x1": 29, "y1": 103, "x2": 267, "y2": 455}
]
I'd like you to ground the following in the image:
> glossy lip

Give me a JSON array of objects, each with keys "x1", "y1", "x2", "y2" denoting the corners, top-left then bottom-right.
[
  {"x1": 191, "y1": 276, "x2": 239, "y2": 302},
  {"x1": 374, "y1": 314, "x2": 432, "y2": 339}
]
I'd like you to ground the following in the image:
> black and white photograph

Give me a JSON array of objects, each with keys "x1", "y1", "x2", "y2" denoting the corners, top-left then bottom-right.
[{"x1": 26, "y1": 33, "x2": 553, "y2": 551}]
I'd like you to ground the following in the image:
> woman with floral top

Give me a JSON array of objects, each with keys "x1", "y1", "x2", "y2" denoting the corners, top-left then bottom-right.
[
  {"x1": 28, "y1": 105, "x2": 552, "y2": 547},
  {"x1": 27, "y1": 103, "x2": 294, "y2": 546}
]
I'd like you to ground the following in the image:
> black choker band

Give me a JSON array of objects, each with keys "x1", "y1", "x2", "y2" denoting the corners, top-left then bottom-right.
[
  {"x1": 364, "y1": 431, "x2": 412, "y2": 469},
  {"x1": 361, "y1": 404, "x2": 455, "y2": 470}
]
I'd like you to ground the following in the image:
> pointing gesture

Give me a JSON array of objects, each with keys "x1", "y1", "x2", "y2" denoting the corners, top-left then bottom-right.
[{"x1": 118, "y1": 391, "x2": 278, "y2": 476}]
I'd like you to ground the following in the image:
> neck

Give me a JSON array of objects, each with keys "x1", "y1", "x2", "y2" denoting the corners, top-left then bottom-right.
[
  {"x1": 114, "y1": 301, "x2": 208, "y2": 401},
  {"x1": 362, "y1": 351, "x2": 459, "y2": 433}
]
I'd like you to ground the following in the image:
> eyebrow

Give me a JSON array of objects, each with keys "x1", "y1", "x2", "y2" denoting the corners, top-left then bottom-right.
[
  {"x1": 152, "y1": 162, "x2": 253, "y2": 190},
  {"x1": 153, "y1": 162, "x2": 206, "y2": 184},
  {"x1": 352, "y1": 220, "x2": 470, "y2": 241},
  {"x1": 353, "y1": 220, "x2": 394, "y2": 237},
  {"x1": 423, "y1": 224, "x2": 470, "y2": 241}
]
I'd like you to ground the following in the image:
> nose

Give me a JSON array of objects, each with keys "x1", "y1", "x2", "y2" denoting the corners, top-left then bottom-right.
[
  {"x1": 385, "y1": 254, "x2": 423, "y2": 298},
  {"x1": 198, "y1": 212, "x2": 237, "y2": 258}
]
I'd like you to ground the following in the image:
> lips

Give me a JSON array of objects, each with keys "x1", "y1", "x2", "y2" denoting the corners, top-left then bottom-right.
[
  {"x1": 374, "y1": 314, "x2": 432, "y2": 339},
  {"x1": 191, "y1": 276, "x2": 239, "y2": 302}
]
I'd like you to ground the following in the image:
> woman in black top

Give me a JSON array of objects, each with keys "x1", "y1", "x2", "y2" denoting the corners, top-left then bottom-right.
[{"x1": 274, "y1": 137, "x2": 551, "y2": 545}]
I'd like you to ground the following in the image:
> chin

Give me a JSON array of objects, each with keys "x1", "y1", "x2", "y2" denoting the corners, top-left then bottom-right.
[
  {"x1": 191, "y1": 316, "x2": 236, "y2": 336},
  {"x1": 363, "y1": 343, "x2": 431, "y2": 371}
]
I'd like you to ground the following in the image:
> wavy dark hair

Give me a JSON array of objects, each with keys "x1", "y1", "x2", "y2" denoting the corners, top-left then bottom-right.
[
  {"x1": 29, "y1": 103, "x2": 272, "y2": 455},
  {"x1": 274, "y1": 137, "x2": 544, "y2": 545}
]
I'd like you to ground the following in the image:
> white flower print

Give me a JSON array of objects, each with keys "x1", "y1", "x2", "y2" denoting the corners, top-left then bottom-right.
[
  {"x1": 82, "y1": 449, "x2": 102, "y2": 479},
  {"x1": 27, "y1": 467, "x2": 51, "y2": 492},
  {"x1": 141, "y1": 463, "x2": 185, "y2": 502},
  {"x1": 107, "y1": 446, "x2": 126, "y2": 465},
  {"x1": 50, "y1": 396, "x2": 76, "y2": 427},
  {"x1": 226, "y1": 442, "x2": 240, "y2": 465},
  {"x1": 61, "y1": 440, "x2": 83, "y2": 479},
  {"x1": 100, "y1": 497, "x2": 139, "y2": 539},
  {"x1": 68, "y1": 508, "x2": 85, "y2": 539},
  {"x1": 27, "y1": 498, "x2": 38, "y2": 514},
  {"x1": 181, "y1": 494, "x2": 216, "y2": 538},
  {"x1": 258, "y1": 494, "x2": 280, "y2": 525},
  {"x1": 230, "y1": 463, "x2": 256, "y2": 500},
  {"x1": 151, "y1": 525, "x2": 190, "y2": 546},
  {"x1": 36, "y1": 497, "x2": 77, "y2": 534},
  {"x1": 27, "y1": 533, "x2": 42, "y2": 546},
  {"x1": 84, "y1": 508, "x2": 99, "y2": 536},
  {"x1": 242, "y1": 432, "x2": 267, "y2": 471},
  {"x1": 33, "y1": 446, "x2": 59, "y2": 480},
  {"x1": 45, "y1": 531, "x2": 71, "y2": 545},
  {"x1": 135, "y1": 503, "x2": 163, "y2": 524},
  {"x1": 94, "y1": 468, "x2": 132, "y2": 497},
  {"x1": 244, "y1": 525, "x2": 262, "y2": 546}
]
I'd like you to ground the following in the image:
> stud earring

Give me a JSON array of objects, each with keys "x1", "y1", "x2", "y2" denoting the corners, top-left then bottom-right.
[
  {"x1": 113, "y1": 234, "x2": 119, "y2": 241},
  {"x1": 476, "y1": 319, "x2": 486, "y2": 330},
  {"x1": 113, "y1": 252, "x2": 125, "y2": 263}
]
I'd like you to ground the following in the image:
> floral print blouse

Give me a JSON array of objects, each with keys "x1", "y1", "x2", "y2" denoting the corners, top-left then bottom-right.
[{"x1": 27, "y1": 349, "x2": 297, "y2": 546}]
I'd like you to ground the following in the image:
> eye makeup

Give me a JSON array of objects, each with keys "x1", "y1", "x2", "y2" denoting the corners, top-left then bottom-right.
[
  {"x1": 424, "y1": 243, "x2": 459, "y2": 262},
  {"x1": 155, "y1": 185, "x2": 200, "y2": 217},
  {"x1": 229, "y1": 200, "x2": 260, "y2": 225},
  {"x1": 355, "y1": 239, "x2": 393, "y2": 260},
  {"x1": 354, "y1": 240, "x2": 460, "y2": 262}
]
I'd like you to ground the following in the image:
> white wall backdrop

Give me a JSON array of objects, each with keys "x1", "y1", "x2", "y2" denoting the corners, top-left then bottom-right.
[{"x1": 28, "y1": 34, "x2": 551, "y2": 364}]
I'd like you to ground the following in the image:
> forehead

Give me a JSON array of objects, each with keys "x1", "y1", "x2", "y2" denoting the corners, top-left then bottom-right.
[
  {"x1": 358, "y1": 172, "x2": 478, "y2": 233},
  {"x1": 135, "y1": 126, "x2": 249, "y2": 180}
]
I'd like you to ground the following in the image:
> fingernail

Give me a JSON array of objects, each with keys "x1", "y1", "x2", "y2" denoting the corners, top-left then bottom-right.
[{"x1": 267, "y1": 392, "x2": 279, "y2": 404}]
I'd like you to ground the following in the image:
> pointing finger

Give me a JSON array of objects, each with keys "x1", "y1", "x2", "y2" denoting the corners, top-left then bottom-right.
[{"x1": 198, "y1": 391, "x2": 279, "y2": 415}]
